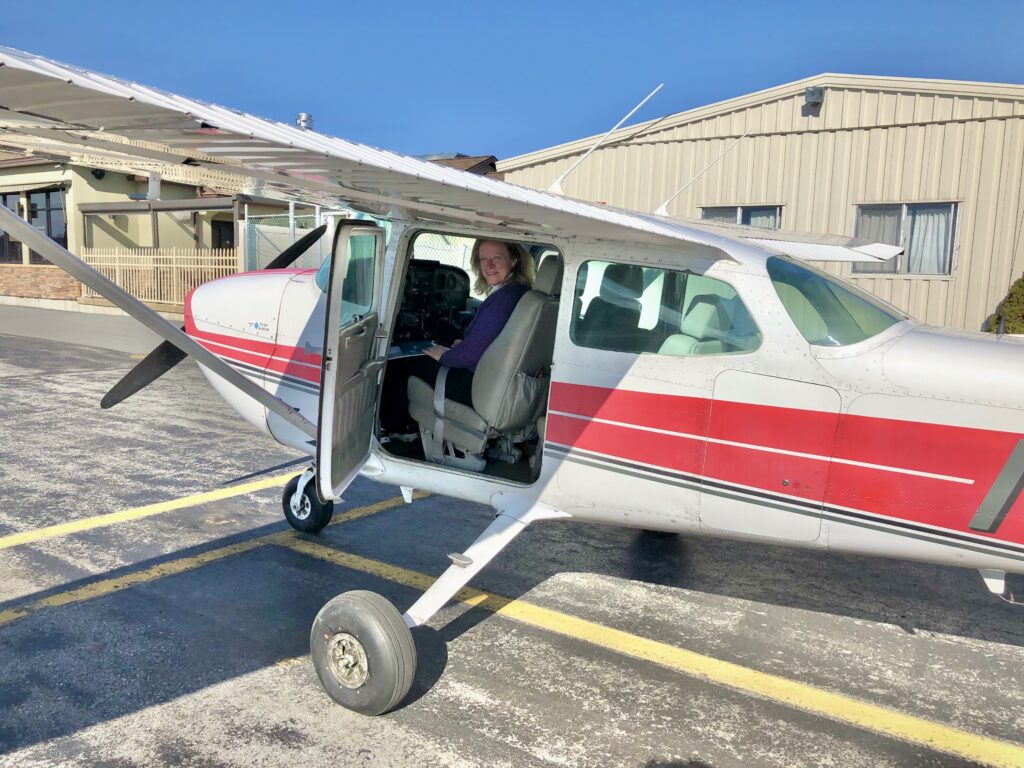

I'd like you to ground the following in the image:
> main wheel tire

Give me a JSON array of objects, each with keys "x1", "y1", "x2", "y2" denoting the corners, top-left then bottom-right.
[
  {"x1": 310, "y1": 590, "x2": 417, "y2": 716},
  {"x1": 282, "y1": 474, "x2": 334, "y2": 534}
]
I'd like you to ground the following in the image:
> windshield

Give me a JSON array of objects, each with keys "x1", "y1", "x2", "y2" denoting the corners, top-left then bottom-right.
[{"x1": 767, "y1": 257, "x2": 906, "y2": 346}]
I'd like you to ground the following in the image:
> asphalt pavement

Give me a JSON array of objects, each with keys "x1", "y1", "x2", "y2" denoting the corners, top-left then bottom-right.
[
  {"x1": 1, "y1": 312, "x2": 1024, "y2": 768},
  {"x1": 0, "y1": 304, "x2": 169, "y2": 354}
]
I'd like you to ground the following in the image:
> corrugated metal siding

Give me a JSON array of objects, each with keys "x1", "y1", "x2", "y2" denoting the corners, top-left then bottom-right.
[{"x1": 502, "y1": 82, "x2": 1024, "y2": 331}]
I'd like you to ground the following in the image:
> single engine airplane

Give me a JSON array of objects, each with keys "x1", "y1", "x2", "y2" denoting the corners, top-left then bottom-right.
[{"x1": 1, "y1": 46, "x2": 1023, "y2": 716}]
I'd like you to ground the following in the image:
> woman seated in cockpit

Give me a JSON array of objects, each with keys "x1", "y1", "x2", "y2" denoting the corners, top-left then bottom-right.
[{"x1": 412, "y1": 238, "x2": 534, "y2": 406}]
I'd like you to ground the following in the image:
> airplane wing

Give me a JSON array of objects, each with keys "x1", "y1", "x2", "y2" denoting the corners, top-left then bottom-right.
[
  {"x1": 0, "y1": 45, "x2": 737, "y2": 259},
  {"x1": 0, "y1": 46, "x2": 903, "y2": 267}
]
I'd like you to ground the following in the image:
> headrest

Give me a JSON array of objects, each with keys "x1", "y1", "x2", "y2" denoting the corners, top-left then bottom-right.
[
  {"x1": 534, "y1": 255, "x2": 564, "y2": 296},
  {"x1": 599, "y1": 263, "x2": 642, "y2": 302},
  {"x1": 680, "y1": 294, "x2": 730, "y2": 338}
]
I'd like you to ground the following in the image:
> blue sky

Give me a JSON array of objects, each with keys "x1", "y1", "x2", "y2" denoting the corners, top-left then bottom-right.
[{"x1": 5, "y1": 1, "x2": 1023, "y2": 159}]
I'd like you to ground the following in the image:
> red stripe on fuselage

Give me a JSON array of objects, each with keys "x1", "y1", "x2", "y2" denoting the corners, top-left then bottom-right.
[{"x1": 548, "y1": 381, "x2": 1024, "y2": 546}]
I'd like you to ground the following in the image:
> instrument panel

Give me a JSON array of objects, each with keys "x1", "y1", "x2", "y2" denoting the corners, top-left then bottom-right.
[{"x1": 393, "y1": 260, "x2": 472, "y2": 344}]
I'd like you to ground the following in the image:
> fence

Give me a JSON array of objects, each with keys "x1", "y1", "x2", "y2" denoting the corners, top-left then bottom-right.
[
  {"x1": 244, "y1": 213, "x2": 324, "y2": 271},
  {"x1": 80, "y1": 247, "x2": 239, "y2": 306}
]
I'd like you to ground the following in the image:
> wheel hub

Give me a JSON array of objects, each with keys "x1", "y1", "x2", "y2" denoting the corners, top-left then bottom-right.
[
  {"x1": 290, "y1": 492, "x2": 312, "y2": 520},
  {"x1": 326, "y1": 632, "x2": 369, "y2": 688}
]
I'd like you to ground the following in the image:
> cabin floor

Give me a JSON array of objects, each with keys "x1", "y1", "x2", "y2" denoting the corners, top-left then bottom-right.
[{"x1": 380, "y1": 430, "x2": 537, "y2": 484}]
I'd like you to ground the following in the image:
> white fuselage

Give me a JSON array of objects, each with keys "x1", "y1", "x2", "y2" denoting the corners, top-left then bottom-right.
[{"x1": 187, "y1": 227, "x2": 1024, "y2": 580}]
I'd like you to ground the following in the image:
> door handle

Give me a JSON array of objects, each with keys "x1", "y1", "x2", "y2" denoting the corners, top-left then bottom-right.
[{"x1": 344, "y1": 327, "x2": 367, "y2": 349}]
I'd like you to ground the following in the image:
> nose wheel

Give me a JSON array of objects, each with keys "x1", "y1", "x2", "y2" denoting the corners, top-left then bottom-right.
[
  {"x1": 282, "y1": 469, "x2": 334, "y2": 533},
  {"x1": 310, "y1": 590, "x2": 416, "y2": 716}
]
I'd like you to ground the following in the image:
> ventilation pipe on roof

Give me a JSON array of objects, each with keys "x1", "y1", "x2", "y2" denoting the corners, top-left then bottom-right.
[{"x1": 296, "y1": 113, "x2": 314, "y2": 131}]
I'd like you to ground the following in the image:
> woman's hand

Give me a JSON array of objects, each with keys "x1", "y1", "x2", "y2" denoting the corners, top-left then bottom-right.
[{"x1": 424, "y1": 344, "x2": 448, "y2": 361}]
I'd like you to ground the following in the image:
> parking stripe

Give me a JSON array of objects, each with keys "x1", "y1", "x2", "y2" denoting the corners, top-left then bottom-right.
[
  {"x1": 0, "y1": 493, "x2": 417, "y2": 627},
  {"x1": 0, "y1": 540, "x2": 266, "y2": 627},
  {"x1": 0, "y1": 472, "x2": 297, "y2": 550},
  {"x1": 278, "y1": 537, "x2": 1024, "y2": 768}
]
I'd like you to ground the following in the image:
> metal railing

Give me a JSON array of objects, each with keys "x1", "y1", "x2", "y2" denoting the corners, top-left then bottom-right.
[{"x1": 80, "y1": 247, "x2": 240, "y2": 306}]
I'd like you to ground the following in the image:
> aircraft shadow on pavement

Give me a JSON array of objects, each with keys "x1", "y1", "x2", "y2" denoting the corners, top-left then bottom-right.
[
  {"x1": 358, "y1": 495, "x2": 1024, "y2": 650},
  {"x1": 2, "y1": 493, "x2": 1022, "y2": 754},
  {"x1": 0, "y1": 521, "x2": 436, "y2": 754}
]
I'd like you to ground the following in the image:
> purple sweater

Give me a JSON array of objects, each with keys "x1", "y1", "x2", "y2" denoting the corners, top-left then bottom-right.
[{"x1": 440, "y1": 282, "x2": 530, "y2": 371}]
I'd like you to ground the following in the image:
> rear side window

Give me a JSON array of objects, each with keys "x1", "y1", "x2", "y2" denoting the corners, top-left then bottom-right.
[
  {"x1": 767, "y1": 256, "x2": 905, "y2": 346},
  {"x1": 570, "y1": 260, "x2": 760, "y2": 356}
]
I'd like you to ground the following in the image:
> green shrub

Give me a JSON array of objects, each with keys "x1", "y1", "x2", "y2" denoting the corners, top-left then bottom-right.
[{"x1": 988, "y1": 276, "x2": 1024, "y2": 333}]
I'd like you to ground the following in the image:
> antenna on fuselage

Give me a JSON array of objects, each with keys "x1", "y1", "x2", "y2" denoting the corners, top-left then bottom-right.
[
  {"x1": 653, "y1": 132, "x2": 749, "y2": 217},
  {"x1": 546, "y1": 83, "x2": 663, "y2": 196}
]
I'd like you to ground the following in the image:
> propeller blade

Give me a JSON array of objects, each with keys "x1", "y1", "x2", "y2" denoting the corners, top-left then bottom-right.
[
  {"x1": 264, "y1": 224, "x2": 328, "y2": 270},
  {"x1": 101, "y1": 337, "x2": 188, "y2": 409},
  {"x1": 99, "y1": 224, "x2": 329, "y2": 408},
  {"x1": 0, "y1": 205, "x2": 315, "y2": 437}
]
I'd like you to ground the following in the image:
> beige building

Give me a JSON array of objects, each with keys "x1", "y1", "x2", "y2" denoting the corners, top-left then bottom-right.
[
  {"x1": 0, "y1": 155, "x2": 299, "y2": 309},
  {"x1": 498, "y1": 74, "x2": 1024, "y2": 332}
]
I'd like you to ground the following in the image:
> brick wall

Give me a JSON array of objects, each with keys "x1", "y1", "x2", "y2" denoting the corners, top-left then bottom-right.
[{"x1": 0, "y1": 266, "x2": 81, "y2": 300}]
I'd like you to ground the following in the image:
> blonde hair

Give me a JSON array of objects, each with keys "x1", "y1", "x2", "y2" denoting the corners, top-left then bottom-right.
[{"x1": 469, "y1": 239, "x2": 535, "y2": 296}]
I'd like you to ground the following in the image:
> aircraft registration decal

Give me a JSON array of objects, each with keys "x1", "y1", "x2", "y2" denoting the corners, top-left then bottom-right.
[{"x1": 548, "y1": 382, "x2": 1024, "y2": 547}]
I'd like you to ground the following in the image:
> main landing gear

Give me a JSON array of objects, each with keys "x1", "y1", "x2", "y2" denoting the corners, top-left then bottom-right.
[
  {"x1": 282, "y1": 468, "x2": 334, "y2": 533},
  {"x1": 310, "y1": 591, "x2": 416, "y2": 715},
  {"x1": 308, "y1": 502, "x2": 567, "y2": 715}
]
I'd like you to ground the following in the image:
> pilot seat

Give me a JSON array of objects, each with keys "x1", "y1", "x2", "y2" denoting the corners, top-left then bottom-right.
[{"x1": 407, "y1": 256, "x2": 563, "y2": 472}]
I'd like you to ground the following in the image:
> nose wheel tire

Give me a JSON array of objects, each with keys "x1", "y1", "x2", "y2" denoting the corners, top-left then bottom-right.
[
  {"x1": 310, "y1": 590, "x2": 416, "y2": 716},
  {"x1": 282, "y1": 473, "x2": 334, "y2": 533}
]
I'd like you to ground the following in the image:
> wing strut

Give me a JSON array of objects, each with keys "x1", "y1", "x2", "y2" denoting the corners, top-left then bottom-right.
[{"x1": 0, "y1": 205, "x2": 315, "y2": 438}]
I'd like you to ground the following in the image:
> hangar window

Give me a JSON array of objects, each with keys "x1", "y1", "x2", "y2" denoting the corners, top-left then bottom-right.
[
  {"x1": 852, "y1": 203, "x2": 957, "y2": 275},
  {"x1": 701, "y1": 205, "x2": 782, "y2": 229},
  {"x1": 768, "y1": 257, "x2": 906, "y2": 346},
  {"x1": 571, "y1": 260, "x2": 761, "y2": 356}
]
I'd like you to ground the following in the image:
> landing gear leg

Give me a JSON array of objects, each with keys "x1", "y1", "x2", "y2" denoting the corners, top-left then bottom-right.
[
  {"x1": 403, "y1": 502, "x2": 568, "y2": 628},
  {"x1": 309, "y1": 502, "x2": 567, "y2": 715},
  {"x1": 282, "y1": 468, "x2": 334, "y2": 534}
]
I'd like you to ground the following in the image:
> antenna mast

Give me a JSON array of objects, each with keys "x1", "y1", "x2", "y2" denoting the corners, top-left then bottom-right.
[
  {"x1": 653, "y1": 132, "x2": 748, "y2": 217},
  {"x1": 546, "y1": 83, "x2": 663, "y2": 196}
]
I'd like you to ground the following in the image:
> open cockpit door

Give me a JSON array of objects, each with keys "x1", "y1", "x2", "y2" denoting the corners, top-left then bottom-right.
[{"x1": 317, "y1": 223, "x2": 387, "y2": 501}]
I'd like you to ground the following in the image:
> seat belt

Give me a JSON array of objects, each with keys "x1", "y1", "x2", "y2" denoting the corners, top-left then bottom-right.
[{"x1": 432, "y1": 366, "x2": 449, "y2": 459}]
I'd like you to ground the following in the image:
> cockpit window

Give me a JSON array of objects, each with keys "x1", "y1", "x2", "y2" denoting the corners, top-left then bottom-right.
[{"x1": 767, "y1": 256, "x2": 906, "y2": 346}]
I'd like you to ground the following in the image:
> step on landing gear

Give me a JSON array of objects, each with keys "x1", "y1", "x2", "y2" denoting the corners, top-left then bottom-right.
[{"x1": 282, "y1": 468, "x2": 334, "y2": 533}]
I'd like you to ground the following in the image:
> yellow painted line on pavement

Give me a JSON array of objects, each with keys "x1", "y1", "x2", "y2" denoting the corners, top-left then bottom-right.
[
  {"x1": 278, "y1": 537, "x2": 1024, "y2": 768},
  {"x1": 0, "y1": 539, "x2": 266, "y2": 627},
  {"x1": 0, "y1": 472, "x2": 296, "y2": 550},
  {"x1": 0, "y1": 493, "x2": 421, "y2": 628}
]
